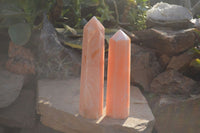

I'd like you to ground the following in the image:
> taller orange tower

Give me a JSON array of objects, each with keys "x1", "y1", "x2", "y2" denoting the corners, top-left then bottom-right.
[{"x1": 79, "y1": 17, "x2": 105, "y2": 119}]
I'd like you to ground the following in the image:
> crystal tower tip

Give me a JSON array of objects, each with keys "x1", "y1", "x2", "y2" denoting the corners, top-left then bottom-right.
[
  {"x1": 111, "y1": 30, "x2": 130, "y2": 42},
  {"x1": 84, "y1": 16, "x2": 104, "y2": 30}
]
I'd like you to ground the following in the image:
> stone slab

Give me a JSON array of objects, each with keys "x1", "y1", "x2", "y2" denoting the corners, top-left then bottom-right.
[
  {"x1": 0, "y1": 55, "x2": 8, "y2": 68},
  {"x1": 150, "y1": 70, "x2": 196, "y2": 95},
  {"x1": 20, "y1": 122, "x2": 62, "y2": 133},
  {"x1": 0, "y1": 88, "x2": 36, "y2": 128},
  {"x1": 0, "y1": 126, "x2": 4, "y2": 133},
  {"x1": 154, "y1": 95, "x2": 200, "y2": 133},
  {"x1": 0, "y1": 69, "x2": 24, "y2": 108},
  {"x1": 167, "y1": 51, "x2": 193, "y2": 71},
  {"x1": 132, "y1": 28, "x2": 196, "y2": 56},
  {"x1": 37, "y1": 78, "x2": 155, "y2": 133},
  {"x1": 3, "y1": 126, "x2": 20, "y2": 133},
  {"x1": 0, "y1": 31, "x2": 9, "y2": 54},
  {"x1": 131, "y1": 44, "x2": 161, "y2": 91}
]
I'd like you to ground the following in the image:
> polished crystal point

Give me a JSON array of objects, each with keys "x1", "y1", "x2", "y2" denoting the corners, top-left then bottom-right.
[
  {"x1": 79, "y1": 16, "x2": 105, "y2": 119},
  {"x1": 106, "y1": 30, "x2": 131, "y2": 119},
  {"x1": 111, "y1": 30, "x2": 130, "y2": 41}
]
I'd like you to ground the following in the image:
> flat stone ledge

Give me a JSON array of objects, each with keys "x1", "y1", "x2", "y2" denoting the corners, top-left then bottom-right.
[
  {"x1": 20, "y1": 122, "x2": 62, "y2": 133},
  {"x1": 0, "y1": 126, "x2": 3, "y2": 133},
  {"x1": 37, "y1": 78, "x2": 155, "y2": 133},
  {"x1": 0, "y1": 69, "x2": 24, "y2": 108},
  {"x1": 0, "y1": 89, "x2": 36, "y2": 128},
  {"x1": 154, "y1": 95, "x2": 200, "y2": 133}
]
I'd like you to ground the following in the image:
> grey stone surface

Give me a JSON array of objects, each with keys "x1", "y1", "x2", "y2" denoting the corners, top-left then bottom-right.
[
  {"x1": 146, "y1": 19, "x2": 191, "y2": 29},
  {"x1": 147, "y1": 2, "x2": 192, "y2": 22},
  {"x1": 37, "y1": 78, "x2": 155, "y2": 133},
  {"x1": 0, "y1": 30, "x2": 9, "y2": 54},
  {"x1": 20, "y1": 122, "x2": 62, "y2": 133},
  {"x1": 0, "y1": 88, "x2": 36, "y2": 128},
  {"x1": 0, "y1": 69, "x2": 24, "y2": 108},
  {"x1": 154, "y1": 95, "x2": 200, "y2": 133},
  {"x1": 0, "y1": 126, "x2": 4, "y2": 133},
  {"x1": 167, "y1": 51, "x2": 193, "y2": 71},
  {"x1": 37, "y1": 14, "x2": 81, "y2": 79},
  {"x1": 146, "y1": 2, "x2": 192, "y2": 29},
  {"x1": 0, "y1": 55, "x2": 8, "y2": 68},
  {"x1": 150, "y1": 70, "x2": 196, "y2": 94},
  {"x1": 158, "y1": 54, "x2": 171, "y2": 69},
  {"x1": 131, "y1": 44, "x2": 161, "y2": 91},
  {"x1": 133, "y1": 27, "x2": 196, "y2": 56},
  {"x1": 3, "y1": 126, "x2": 20, "y2": 133}
]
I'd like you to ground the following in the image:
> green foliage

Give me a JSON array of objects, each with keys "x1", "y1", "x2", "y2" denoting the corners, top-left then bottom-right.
[
  {"x1": 0, "y1": 0, "x2": 53, "y2": 27},
  {"x1": 96, "y1": 4, "x2": 114, "y2": 23},
  {"x1": 190, "y1": 47, "x2": 200, "y2": 55},
  {"x1": 188, "y1": 29, "x2": 200, "y2": 69},
  {"x1": 0, "y1": 0, "x2": 150, "y2": 46},
  {"x1": 8, "y1": 23, "x2": 31, "y2": 45},
  {"x1": 62, "y1": 0, "x2": 114, "y2": 28},
  {"x1": 190, "y1": 58, "x2": 200, "y2": 68},
  {"x1": 0, "y1": 0, "x2": 54, "y2": 45},
  {"x1": 62, "y1": 0, "x2": 83, "y2": 28},
  {"x1": 189, "y1": 47, "x2": 200, "y2": 69},
  {"x1": 61, "y1": 0, "x2": 149, "y2": 30},
  {"x1": 126, "y1": 0, "x2": 150, "y2": 30}
]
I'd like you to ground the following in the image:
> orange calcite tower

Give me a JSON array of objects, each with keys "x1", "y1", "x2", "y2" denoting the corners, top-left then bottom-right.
[
  {"x1": 79, "y1": 17, "x2": 105, "y2": 119},
  {"x1": 106, "y1": 30, "x2": 131, "y2": 119}
]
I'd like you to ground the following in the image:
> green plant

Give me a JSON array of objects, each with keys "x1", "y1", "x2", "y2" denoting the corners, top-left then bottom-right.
[
  {"x1": 96, "y1": 0, "x2": 114, "y2": 23},
  {"x1": 126, "y1": 0, "x2": 150, "y2": 30},
  {"x1": 8, "y1": 23, "x2": 31, "y2": 45},
  {"x1": 189, "y1": 29, "x2": 200, "y2": 69},
  {"x1": 190, "y1": 58, "x2": 200, "y2": 68},
  {"x1": 62, "y1": 0, "x2": 89, "y2": 27},
  {"x1": 0, "y1": 0, "x2": 54, "y2": 45},
  {"x1": 62, "y1": 0, "x2": 114, "y2": 28}
]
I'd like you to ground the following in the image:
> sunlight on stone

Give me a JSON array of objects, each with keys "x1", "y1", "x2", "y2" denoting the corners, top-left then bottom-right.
[
  {"x1": 96, "y1": 107, "x2": 106, "y2": 124},
  {"x1": 38, "y1": 99, "x2": 52, "y2": 106},
  {"x1": 123, "y1": 117, "x2": 148, "y2": 131}
]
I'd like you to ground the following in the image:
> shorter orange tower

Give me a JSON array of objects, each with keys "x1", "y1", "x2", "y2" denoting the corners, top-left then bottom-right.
[{"x1": 106, "y1": 30, "x2": 131, "y2": 119}]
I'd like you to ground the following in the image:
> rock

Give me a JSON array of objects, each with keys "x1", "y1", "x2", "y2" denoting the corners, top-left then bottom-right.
[
  {"x1": 37, "y1": 78, "x2": 155, "y2": 133},
  {"x1": 0, "y1": 69, "x2": 24, "y2": 108},
  {"x1": 158, "y1": 54, "x2": 170, "y2": 69},
  {"x1": 20, "y1": 122, "x2": 62, "y2": 133},
  {"x1": 131, "y1": 44, "x2": 161, "y2": 91},
  {"x1": 150, "y1": 70, "x2": 196, "y2": 95},
  {"x1": 191, "y1": 18, "x2": 200, "y2": 28},
  {"x1": 183, "y1": 66, "x2": 200, "y2": 83},
  {"x1": 0, "y1": 55, "x2": 8, "y2": 68},
  {"x1": 0, "y1": 126, "x2": 4, "y2": 133},
  {"x1": 36, "y1": 47, "x2": 81, "y2": 79},
  {"x1": 40, "y1": 14, "x2": 63, "y2": 55},
  {"x1": 0, "y1": 29, "x2": 9, "y2": 54},
  {"x1": 3, "y1": 126, "x2": 20, "y2": 133},
  {"x1": 133, "y1": 27, "x2": 196, "y2": 56},
  {"x1": 146, "y1": 17, "x2": 192, "y2": 30},
  {"x1": 146, "y1": 2, "x2": 192, "y2": 29},
  {"x1": 147, "y1": 2, "x2": 193, "y2": 22},
  {"x1": 37, "y1": 14, "x2": 81, "y2": 79},
  {"x1": 0, "y1": 88, "x2": 36, "y2": 128},
  {"x1": 167, "y1": 51, "x2": 193, "y2": 71},
  {"x1": 189, "y1": 82, "x2": 200, "y2": 95},
  {"x1": 6, "y1": 42, "x2": 35, "y2": 75},
  {"x1": 154, "y1": 95, "x2": 200, "y2": 133},
  {"x1": 158, "y1": 95, "x2": 186, "y2": 106}
]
